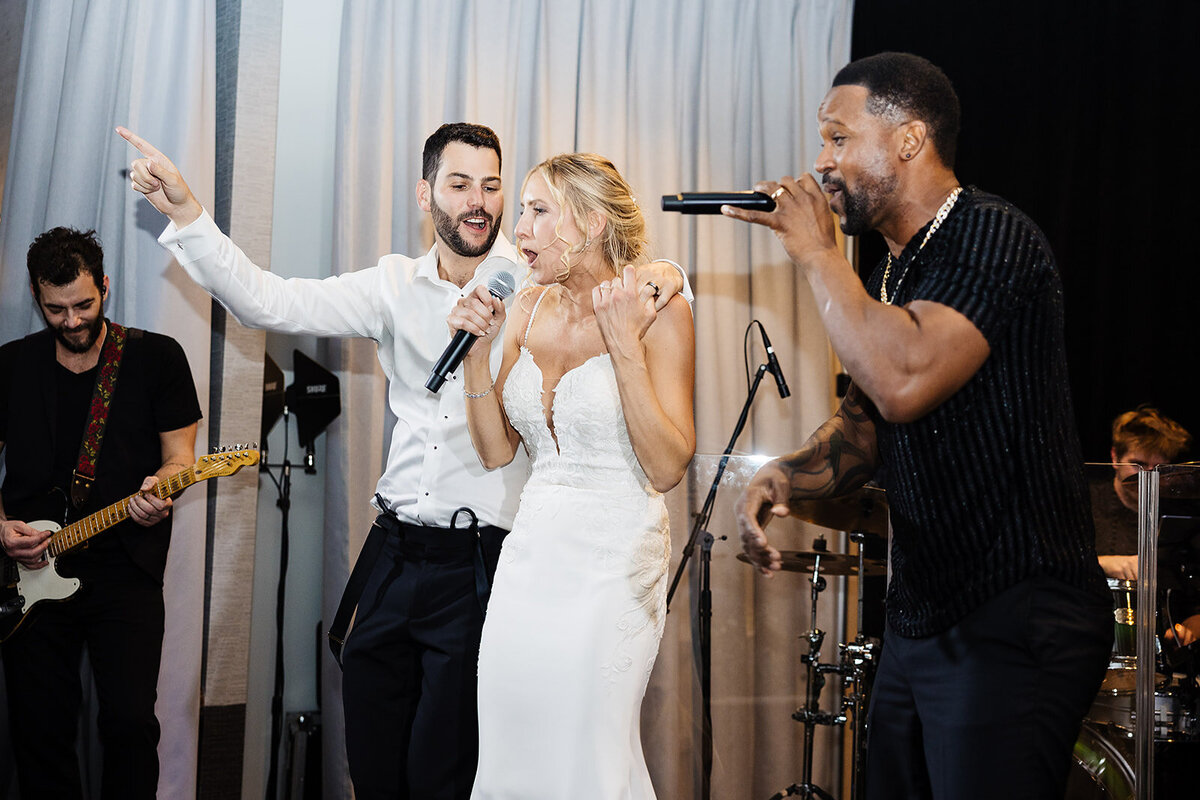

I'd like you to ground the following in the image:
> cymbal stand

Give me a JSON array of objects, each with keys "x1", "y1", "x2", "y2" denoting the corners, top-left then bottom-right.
[
  {"x1": 837, "y1": 530, "x2": 880, "y2": 800},
  {"x1": 770, "y1": 548, "x2": 841, "y2": 800}
]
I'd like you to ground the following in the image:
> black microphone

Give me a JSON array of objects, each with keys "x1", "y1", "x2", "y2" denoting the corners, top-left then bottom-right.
[
  {"x1": 661, "y1": 191, "x2": 776, "y2": 214},
  {"x1": 758, "y1": 324, "x2": 790, "y2": 399},
  {"x1": 426, "y1": 271, "x2": 517, "y2": 393}
]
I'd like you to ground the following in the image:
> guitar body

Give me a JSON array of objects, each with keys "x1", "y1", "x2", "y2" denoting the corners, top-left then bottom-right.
[
  {"x1": 0, "y1": 445, "x2": 258, "y2": 643},
  {"x1": 0, "y1": 521, "x2": 81, "y2": 642}
]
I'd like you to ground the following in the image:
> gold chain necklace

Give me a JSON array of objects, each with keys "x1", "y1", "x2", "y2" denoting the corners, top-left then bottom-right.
[{"x1": 879, "y1": 186, "x2": 963, "y2": 305}]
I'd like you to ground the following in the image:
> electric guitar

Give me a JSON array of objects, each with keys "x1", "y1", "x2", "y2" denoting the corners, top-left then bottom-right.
[{"x1": 0, "y1": 445, "x2": 259, "y2": 642}]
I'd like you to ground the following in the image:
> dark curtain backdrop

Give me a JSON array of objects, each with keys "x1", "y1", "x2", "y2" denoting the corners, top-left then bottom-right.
[{"x1": 850, "y1": 0, "x2": 1199, "y2": 459}]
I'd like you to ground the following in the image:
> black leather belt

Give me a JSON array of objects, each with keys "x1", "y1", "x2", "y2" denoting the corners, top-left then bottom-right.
[{"x1": 327, "y1": 499, "x2": 506, "y2": 667}]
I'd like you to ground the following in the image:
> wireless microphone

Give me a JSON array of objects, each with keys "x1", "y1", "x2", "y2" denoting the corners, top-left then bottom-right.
[
  {"x1": 426, "y1": 271, "x2": 517, "y2": 393},
  {"x1": 661, "y1": 191, "x2": 776, "y2": 214}
]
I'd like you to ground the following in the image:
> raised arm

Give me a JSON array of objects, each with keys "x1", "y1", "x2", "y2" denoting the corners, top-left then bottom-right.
[
  {"x1": 722, "y1": 175, "x2": 989, "y2": 423},
  {"x1": 448, "y1": 285, "x2": 525, "y2": 469},
  {"x1": 119, "y1": 127, "x2": 387, "y2": 339},
  {"x1": 595, "y1": 267, "x2": 696, "y2": 493},
  {"x1": 734, "y1": 383, "x2": 879, "y2": 575}
]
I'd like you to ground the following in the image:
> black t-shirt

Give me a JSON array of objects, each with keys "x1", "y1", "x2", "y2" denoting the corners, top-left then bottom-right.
[
  {"x1": 1091, "y1": 475, "x2": 1200, "y2": 624},
  {"x1": 0, "y1": 324, "x2": 202, "y2": 582},
  {"x1": 863, "y1": 188, "x2": 1107, "y2": 637},
  {"x1": 1091, "y1": 476, "x2": 1137, "y2": 557}
]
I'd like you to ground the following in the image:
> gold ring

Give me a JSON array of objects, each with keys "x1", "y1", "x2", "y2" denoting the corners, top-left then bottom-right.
[{"x1": 770, "y1": 187, "x2": 787, "y2": 200}]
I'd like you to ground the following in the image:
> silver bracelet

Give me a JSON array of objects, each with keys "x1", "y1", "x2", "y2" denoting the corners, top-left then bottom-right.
[{"x1": 464, "y1": 384, "x2": 494, "y2": 399}]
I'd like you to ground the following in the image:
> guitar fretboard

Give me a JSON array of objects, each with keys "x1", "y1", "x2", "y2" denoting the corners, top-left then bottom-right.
[{"x1": 47, "y1": 468, "x2": 197, "y2": 557}]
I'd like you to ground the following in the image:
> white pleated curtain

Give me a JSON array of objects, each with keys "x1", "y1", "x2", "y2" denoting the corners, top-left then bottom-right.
[
  {"x1": 323, "y1": 2, "x2": 853, "y2": 798},
  {"x1": 0, "y1": 1, "x2": 215, "y2": 798}
]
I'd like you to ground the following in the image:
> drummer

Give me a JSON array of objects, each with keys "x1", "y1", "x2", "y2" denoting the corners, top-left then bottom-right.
[{"x1": 1092, "y1": 405, "x2": 1198, "y2": 643}]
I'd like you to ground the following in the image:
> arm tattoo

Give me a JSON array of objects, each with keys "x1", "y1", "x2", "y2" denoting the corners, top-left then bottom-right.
[{"x1": 779, "y1": 383, "x2": 878, "y2": 504}]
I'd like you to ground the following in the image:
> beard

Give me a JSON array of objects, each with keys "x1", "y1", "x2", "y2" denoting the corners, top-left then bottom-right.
[
  {"x1": 431, "y1": 198, "x2": 502, "y2": 258},
  {"x1": 823, "y1": 168, "x2": 898, "y2": 237},
  {"x1": 50, "y1": 313, "x2": 105, "y2": 354}
]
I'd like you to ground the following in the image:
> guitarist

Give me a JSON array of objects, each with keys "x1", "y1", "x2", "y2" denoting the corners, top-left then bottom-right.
[{"x1": 0, "y1": 227, "x2": 201, "y2": 799}]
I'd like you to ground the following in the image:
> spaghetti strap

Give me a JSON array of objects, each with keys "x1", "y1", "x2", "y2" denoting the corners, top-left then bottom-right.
[{"x1": 522, "y1": 287, "x2": 550, "y2": 348}]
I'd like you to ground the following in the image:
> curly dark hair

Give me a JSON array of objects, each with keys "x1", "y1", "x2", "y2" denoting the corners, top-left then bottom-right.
[
  {"x1": 422, "y1": 123, "x2": 502, "y2": 183},
  {"x1": 832, "y1": 52, "x2": 961, "y2": 168},
  {"x1": 27, "y1": 226, "x2": 105, "y2": 296}
]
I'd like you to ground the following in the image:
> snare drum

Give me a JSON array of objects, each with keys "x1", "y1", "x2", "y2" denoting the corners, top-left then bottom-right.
[
  {"x1": 1066, "y1": 723, "x2": 1134, "y2": 800},
  {"x1": 1086, "y1": 685, "x2": 1198, "y2": 740},
  {"x1": 1069, "y1": 720, "x2": 1200, "y2": 798}
]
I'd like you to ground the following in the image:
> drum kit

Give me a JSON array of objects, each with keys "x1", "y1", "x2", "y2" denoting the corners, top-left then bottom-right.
[
  {"x1": 1068, "y1": 469, "x2": 1200, "y2": 799},
  {"x1": 735, "y1": 485, "x2": 888, "y2": 800},
  {"x1": 736, "y1": 480, "x2": 1200, "y2": 800},
  {"x1": 1066, "y1": 577, "x2": 1200, "y2": 799}
]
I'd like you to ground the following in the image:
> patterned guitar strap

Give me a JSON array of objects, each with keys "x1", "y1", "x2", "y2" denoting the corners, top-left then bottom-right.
[{"x1": 69, "y1": 321, "x2": 130, "y2": 509}]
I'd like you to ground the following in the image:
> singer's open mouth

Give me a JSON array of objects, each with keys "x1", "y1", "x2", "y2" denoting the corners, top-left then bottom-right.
[
  {"x1": 521, "y1": 248, "x2": 538, "y2": 264},
  {"x1": 822, "y1": 183, "x2": 843, "y2": 210},
  {"x1": 463, "y1": 216, "x2": 489, "y2": 232}
]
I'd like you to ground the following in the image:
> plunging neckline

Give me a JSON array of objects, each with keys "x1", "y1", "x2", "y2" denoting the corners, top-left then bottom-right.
[{"x1": 518, "y1": 346, "x2": 609, "y2": 455}]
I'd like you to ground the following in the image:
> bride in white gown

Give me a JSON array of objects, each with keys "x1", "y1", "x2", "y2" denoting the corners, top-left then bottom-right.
[{"x1": 448, "y1": 153, "x2": 696, "y2": 799}]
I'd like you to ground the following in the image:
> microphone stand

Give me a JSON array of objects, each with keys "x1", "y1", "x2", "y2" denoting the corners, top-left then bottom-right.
[
  {"x1": 666, "y1": 361, "x2": 775, "y2": 800},
  {"x1": 260, "y1": 409, "x2": 296, "y2": 800}
]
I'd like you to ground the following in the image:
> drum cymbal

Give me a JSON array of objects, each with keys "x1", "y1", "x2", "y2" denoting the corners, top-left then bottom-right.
[
  {"x1": 737, "y1": 550, "x2": 886, "y2": 577},
  {"x1": 788, "y1": 485, "x2": 889, "y2": 536},
  {"x1": 1118, "y1": 464, "x2": 1200, "y2": 498}
]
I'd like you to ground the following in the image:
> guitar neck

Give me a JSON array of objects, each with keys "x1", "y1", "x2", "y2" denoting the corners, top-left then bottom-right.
[{"x1": 47, "y1": 467, "x2": 197, "y2": 558}]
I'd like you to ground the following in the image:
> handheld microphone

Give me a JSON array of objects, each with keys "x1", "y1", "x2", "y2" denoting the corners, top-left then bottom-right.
[
  {"x1": 661, "y1": 191, "x2": 776, "y2": 214},
  {"x1": 426, "y1": 271, "x2": 516, "y2": 393},
  {"x1": 758, "y1": 324, "x2": 790, "y2": 399}
]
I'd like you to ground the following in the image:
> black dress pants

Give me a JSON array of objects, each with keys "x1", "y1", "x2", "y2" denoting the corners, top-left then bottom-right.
[
  {"x1": 341, "y1": 519, "x2": 505, "y2": 800},
  {"x1": 864, "y1": 574, "x2": 1113, "y2": 800},
  {"x1": 1, "y1": 561, "x2": 164, "y2": 800}
]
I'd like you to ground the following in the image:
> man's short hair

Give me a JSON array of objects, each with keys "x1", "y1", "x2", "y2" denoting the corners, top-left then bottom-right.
[
  {"x1": 422, "y1": 123, "x2": 502, "y2": 183},
  {"x1": 832, "y1": 52, "x2": 961, "y2": 168},
  {"x1": 1111, "y1": 406, "x2": 1193, "y2": 462},
  {"x1": 27, "y1": 226, "x2": 105, "y2": 296}
]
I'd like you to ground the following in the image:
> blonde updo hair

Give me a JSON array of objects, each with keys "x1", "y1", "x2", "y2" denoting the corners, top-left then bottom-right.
[{"x1": 523, "y1": 153, "x2": 647, "y2": 282}]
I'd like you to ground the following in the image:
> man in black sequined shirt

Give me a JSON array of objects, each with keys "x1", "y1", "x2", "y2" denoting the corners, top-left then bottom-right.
[{"x1": 730, "y1": 52, "x2": 1112, "y2": 799}]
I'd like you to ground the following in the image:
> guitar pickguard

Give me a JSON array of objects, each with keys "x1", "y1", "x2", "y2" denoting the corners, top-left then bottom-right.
[{"x1": 0, "y1": 521, "x2": 81, "y2": 641}]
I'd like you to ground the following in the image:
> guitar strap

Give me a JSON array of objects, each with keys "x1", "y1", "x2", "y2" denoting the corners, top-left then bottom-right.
[{"x1": 70, "y1": 321, "x2": 139, "y2": 509}]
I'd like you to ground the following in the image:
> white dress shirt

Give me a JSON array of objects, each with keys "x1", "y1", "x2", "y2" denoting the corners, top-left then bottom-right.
[{"x1": 159, "y1": 209, "x2": 530, "y2": 529}]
